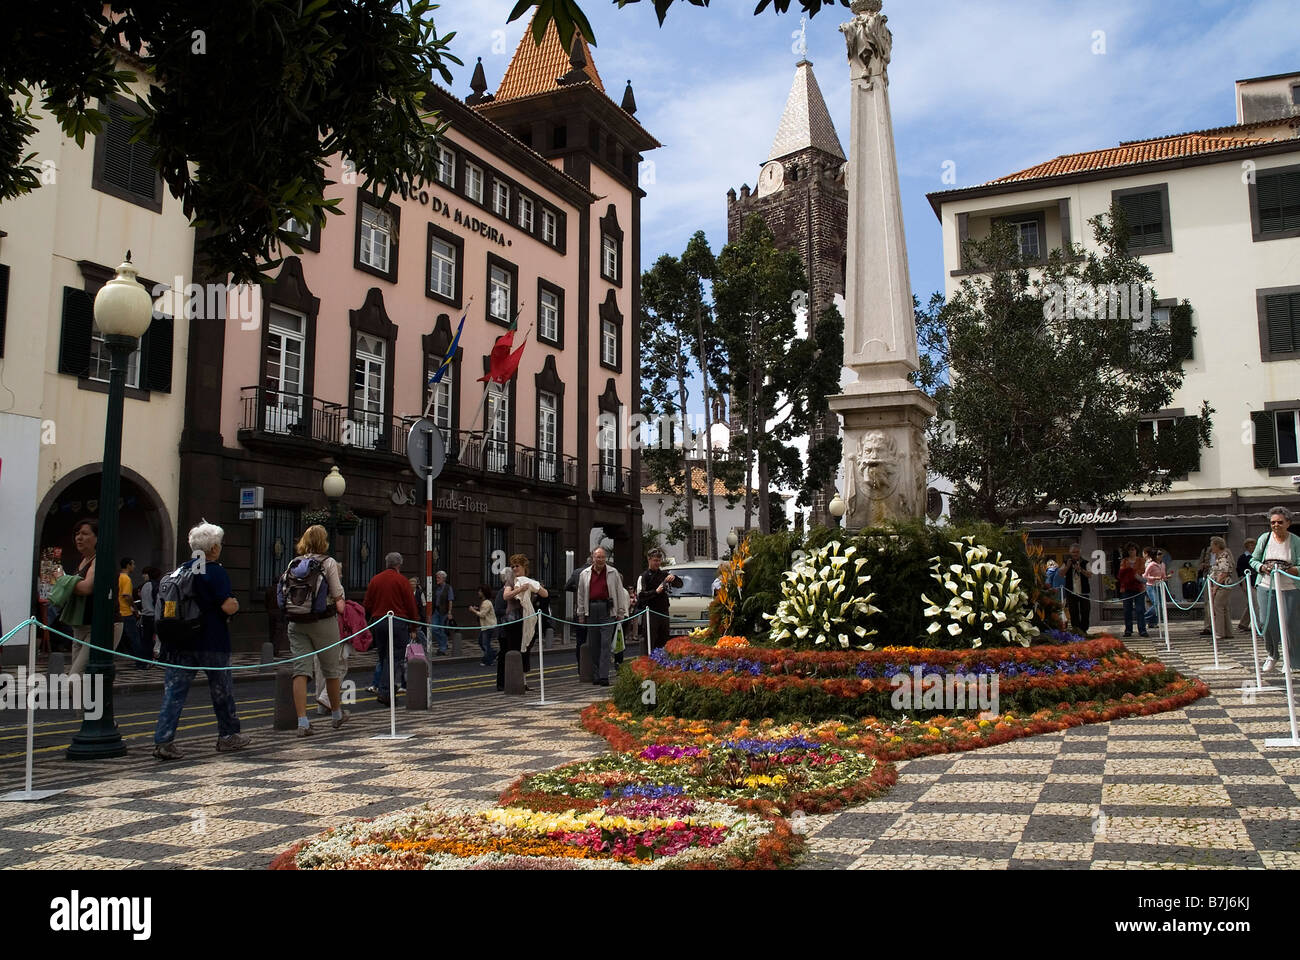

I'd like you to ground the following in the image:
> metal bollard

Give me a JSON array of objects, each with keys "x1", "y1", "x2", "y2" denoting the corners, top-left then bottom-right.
[
  {"x1": 260, "y1": 642, "x2": 275, "y2": 673},
  {"x1": 273, "y1": 667, "x2": 298, "y2": 730},
  {"x1": 406, "y1": 656, "x2": 429, "y2": 710},
  {"x1": 504, "y1": 650, "x2": 526, "y2": 695},
  {"x1": 578, "y1": 640, "x2": 593, "y2": 683},
  {"x1": 451, "y1": 631, "x2": 463, "y2": 658}
]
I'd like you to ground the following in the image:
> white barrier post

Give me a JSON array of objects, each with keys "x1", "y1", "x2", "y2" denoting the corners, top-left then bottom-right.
[
  {"x1": 645, "y1": 607, "x2": 652, "y2": 655},
  {"x1": 536, "y1": 612, "x2": 547, "y2": 705},
  {"x1": 372, "y1": 611, "x2": 413, "y2": 741},
  {"x1": 1245, "y1": 576, "x2": 1277, "y2": 694},
  {"x1": 2, "y1": 619, "x2": 65, "y2": 802},
  {"x1": 1159, "y1": 582, "x2": 1171, "y2": 653},
  {"x1": 1266, "y1": 569, "x2": 1300, "y2": 747}
]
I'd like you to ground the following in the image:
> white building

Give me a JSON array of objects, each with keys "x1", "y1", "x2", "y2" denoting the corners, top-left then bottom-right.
[
  {"x1": 0, "y1": 60, "x2": 194, "y2": 659},
  {"x1": 926, "y1": 71, "x2": 1300, "y2": 608}
]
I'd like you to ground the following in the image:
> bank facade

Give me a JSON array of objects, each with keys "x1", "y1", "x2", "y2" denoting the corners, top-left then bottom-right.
[{"x1": 176, "y1": 22, "x2": 658, "y2": 645}]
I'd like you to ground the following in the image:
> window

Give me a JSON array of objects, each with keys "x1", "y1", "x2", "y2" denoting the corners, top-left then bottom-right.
[
  {"x1": 258, "y1": 506, "x2": 301, "y2": 588},
  {"x1": 690, "y1": 528, "x2": 711, "y2": 560},
  {"x1": 347, "y1": 515, "x2": 382, "y2": 591},
  {"x1": 1293, "y1": 85, "x2": 1300, "y2": 106},
  {"x1": 542, "y1": 209, "x2": 558, "y2": 246},
  {"x1": 1113, "y1": 185, "x2": 1172, "y2": 254},
  {"x1": 1252, "y1": 165, "x2": 1300, "y2": 241},
  {"x1": 466, "y1": 163, "x2": 484, "y2": 203},
  {"x1": 429, "y1": 236, "x2": 456, "y2": 299},
  {"x1": 487, "y1": 257, "x2": 517, "y2": 325},
  {"x1": 484, "y1": 524, "x2": 508, "y2": 585},
  {"x1": 436, "y1": 145, "x2": 456, "y2": 187},
  {"x1": 352, "y1": 333, "x2": 386, "y2": 448},
  {"x1": 1276, "y1": 409, "x2": 1300, "y2": 468},
  {"x1": 598, "y1": 414, "x2": 618, "y2": 492},
  {"x1": 538, "y1": 391, "x2": 558, "y2": 482},
  {"x1": 1012, "y1": 219, "x2": 1040, "y2": 260},
  {"x1": 602, "y1": 319, "x2": 618, "y2": 367},
  {"x1": 431, "y1": 365, "x2": 454, "y2": 447},
  {"x1": 537, "y1": 530, "x2": 560, "y2": 590},
  {"x1": 1258, "y1": 287, "x2": 1300, "y2": 362},
  {"x1": 539, "y1": 287, "x2": 560, "y2": 343},
  {"x1": 431, "y1": 520, "x2": 452, "y2": 578},
  {"x1": 493, "y1": 180, "x2": 510, "y2": 217},
  {"x1": 91, "y1": 98, "x2": 161, "y2": 211},
  {"x1": 486, "y1": 382, "x2": 510, "y2": 473},
  {"x1": 601, "y1": 234, "x2": 619, "y2": 281},
  {"x1": 518, "y1": 195, "x2": 534, "y2": 232},
  {"x1": 358, "y1": 200, "x2": 392, "y2": 274},
  {"x1": 264, "y1": 306, "x2": 306, "y2": 433},
  {"x1": 1137, "y1": 411, "x2": 1198, "y2": 479},
  {"x1": 283, "y1": 218, "x2": 312, "y2": 244},
  {"x1": 89, "y1": 321, "x2": 142, "y2": 388}
]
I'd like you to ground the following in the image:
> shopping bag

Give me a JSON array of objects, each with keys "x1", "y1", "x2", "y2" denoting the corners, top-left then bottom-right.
[{"x1": 612, "y1": 622, "x2": 625, "y2": 655}]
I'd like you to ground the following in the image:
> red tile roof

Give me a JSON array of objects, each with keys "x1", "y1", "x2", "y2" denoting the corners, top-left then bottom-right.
[
  {"x1": 988, "y1": 131, "x2": 1280, "y2": 184},
  {"x1": 496, "y1": 14, "x2": 604, "y2": 103}
]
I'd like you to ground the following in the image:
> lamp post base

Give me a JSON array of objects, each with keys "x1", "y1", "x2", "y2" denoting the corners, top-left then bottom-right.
[{"x1": 65, "y1": 731, "x2": 128, "y2": 760}]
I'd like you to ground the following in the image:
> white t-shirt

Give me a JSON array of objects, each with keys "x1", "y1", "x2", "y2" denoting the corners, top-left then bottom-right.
[{"x1": 1264, "y1": 537, "x2": 1295, "y2": 591}]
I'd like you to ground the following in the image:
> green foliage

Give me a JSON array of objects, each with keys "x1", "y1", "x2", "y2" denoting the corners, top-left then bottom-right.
[
  {"x1": 922, "y1": 210, "x2": 1214, "y2": 524},
  {"x1": 2, "y1": 1, "x2": 461, "y2": 281}
]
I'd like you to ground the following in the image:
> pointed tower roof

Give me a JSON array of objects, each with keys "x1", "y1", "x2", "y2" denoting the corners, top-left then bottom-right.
[
  {"x1": 767, "y1": 60, "x2": 844, "y2": 162},
  {"x1": 496, "y1": 14, "x2": 604, "y2": 103}
]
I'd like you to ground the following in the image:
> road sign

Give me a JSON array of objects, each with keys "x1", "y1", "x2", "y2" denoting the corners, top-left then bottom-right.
[{"x1": 407, "y1": 417, "x2": 446, "y2": 481}]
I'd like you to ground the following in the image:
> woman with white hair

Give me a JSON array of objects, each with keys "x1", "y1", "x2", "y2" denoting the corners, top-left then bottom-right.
[
  {"x1": 152, "y1": 520, "x2": 249, "y2": 760},
  {"x1": 1252, "y1": 506, "x2": 1300, "y2": 672},
  {"x1": 1199, "y1": 536, "x2": 1235, "y2": 641}
]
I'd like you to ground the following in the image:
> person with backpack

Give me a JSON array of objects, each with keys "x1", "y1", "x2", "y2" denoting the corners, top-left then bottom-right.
[
  {"x1": 280, "y1": 525, "x2": 349, "y2": 736},
  {"x1": 152, "y1": 520, "x2": 249, "y2": 760},
  {"x1": 363, "y1": 552, "x2": 418, "y2": 706}
]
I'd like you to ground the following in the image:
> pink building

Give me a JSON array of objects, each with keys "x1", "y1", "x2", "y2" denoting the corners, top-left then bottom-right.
[{"x1": 177, "y1": 20, "x2": 658, "y2": 641}]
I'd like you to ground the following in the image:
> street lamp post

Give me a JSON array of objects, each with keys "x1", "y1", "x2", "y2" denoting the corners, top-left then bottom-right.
[
  {"x1": 828, "y1": 493, "x2": 847, "y2": 528},
  {"x1": 322, "y1": 466, "x2": 346, "y2": 545},
  {"x1": 67, "y1": 256, "x2": 153, "y2": 760},
  {"x1": 726, "y1": 528, "x2": 739, "y2": 559}
]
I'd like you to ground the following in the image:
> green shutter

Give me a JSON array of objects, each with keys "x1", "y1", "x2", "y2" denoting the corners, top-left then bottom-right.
[
  {"x1": 1258, "y1": 171, "x2": 1300, "y2": 234},
  {"x1": 1252, "y1": 410, "x2": 1278, "y2": 469},
  {"x1": 1120, "y1": 191, "x2": 1166, "y2": 248},
  {"x1": 1170, "y1": 302, "x2": 1194, "y2": 361},
  {"x1": 57, "y1": 286, "x2": 94, "y2": 376},
  {"x1": 1265, "y1": 293, "x2": 1299, "y2": 355},
  {"x1": 145, "y1": 314, "x2": 173, "y2": 393},
  {"x1": 102, "y1": 101, "x2": 158, "y2": 203},
  {"x1": 0, "y1": 263, "x2": 9, "y2": 359}
]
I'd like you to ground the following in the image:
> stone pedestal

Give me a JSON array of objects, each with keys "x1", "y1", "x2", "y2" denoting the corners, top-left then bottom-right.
[{"x1": 828, "y1": 0, "x2": 934, "y2": 530}]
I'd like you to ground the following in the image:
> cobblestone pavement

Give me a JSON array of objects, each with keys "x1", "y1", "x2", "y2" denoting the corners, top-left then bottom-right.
[
  {"x1": 1, "y1": 623, "x2": 1297, "y2": 869},
  {"x1": 799, "y1": 623, "x2": 1300, "y2": 870}
]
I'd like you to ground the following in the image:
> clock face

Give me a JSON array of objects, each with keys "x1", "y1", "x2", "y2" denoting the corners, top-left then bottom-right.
[{"x1": 756, "y1": 160, "x2": 784, "y2": 197}]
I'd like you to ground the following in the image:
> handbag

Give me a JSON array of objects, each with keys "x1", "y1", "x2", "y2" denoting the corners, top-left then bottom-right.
[
  {"x1": 405, "y1": 639, "x2": 427, "y2": 662},
  {"x1": 612, "y1": 622, "x2": 625, "y2": 655}
]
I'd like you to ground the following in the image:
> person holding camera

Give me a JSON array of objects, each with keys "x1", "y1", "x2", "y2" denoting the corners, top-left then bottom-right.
[
  {"x1": 636, "y1": 548, "x2": 679, "y2": 654},
  {"x1": 1252, "y1": 506, "x2": 1300, "y2": 672},
  {"x1": 1059, "y1": 544, "x2": 1092, "y2": 634}
]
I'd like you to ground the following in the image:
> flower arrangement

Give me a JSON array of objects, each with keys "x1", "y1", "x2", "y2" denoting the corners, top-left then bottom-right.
[
  {"x1": 710, "y1": 534, "x2": 751, "y2": 636},
  {"x1": 715, "y1": 635, "x2": 750, "y2": 650},
  {"x1": 762, "y1": 541, "x2": 883, "y2": 651},
  {"x1": 921, "y1": 536, "x2": 1039, "y2": 649}
]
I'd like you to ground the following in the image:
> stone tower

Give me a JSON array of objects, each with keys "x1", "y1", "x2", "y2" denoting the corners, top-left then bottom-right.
[{"x1": 726, "y1": 59, "x2": 848, "y2": 527}]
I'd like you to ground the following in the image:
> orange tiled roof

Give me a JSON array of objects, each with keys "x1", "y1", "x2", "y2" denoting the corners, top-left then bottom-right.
[
  {"x1": 988, "y1": 131, "x2": 1278, "y2": 184},
  {"x1": 496, "y1": 14, "x2": 604, "y2": 103},
  {"x1": 643, "y1": 465, "x2": 747, "y2": 498}
]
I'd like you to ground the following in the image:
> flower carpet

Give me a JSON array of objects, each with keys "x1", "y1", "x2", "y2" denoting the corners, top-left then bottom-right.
[{"x1": 273, "y1": 632, "x2": 1207, "y2": 870}]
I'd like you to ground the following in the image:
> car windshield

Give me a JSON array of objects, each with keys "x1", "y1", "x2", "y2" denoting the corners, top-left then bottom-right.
[{"x1": 667, "y1": 568, "x2": 716, "y2": 597}]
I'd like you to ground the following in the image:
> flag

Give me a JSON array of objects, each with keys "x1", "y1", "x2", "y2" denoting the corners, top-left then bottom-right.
[
  {"x1": 428, "y1": 310, "x2": 466, "y2": 385},
  {"x1": 478, "y1": 331, "x2": 527, "y2": 384}
]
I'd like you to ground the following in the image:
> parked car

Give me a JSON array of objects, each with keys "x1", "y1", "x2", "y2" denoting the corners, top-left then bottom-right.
[{"x1": 642, "y1": 560, "x2": 724, "y2": 637}]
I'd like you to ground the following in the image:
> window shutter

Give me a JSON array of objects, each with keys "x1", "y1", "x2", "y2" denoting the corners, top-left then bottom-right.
[
  {"x1": 145, "y1": 314, "x2": 173, "y2": 393},
  {"x1": 1170, "y1": 302, "x2": 1194, "y2": 361},
  {"x1": 1265, "y1": 293, "x2": 1299, "y2": 355},
  {"x1": 102, "y1": 101, "x2": 158, "y2": 203},
  {"x1": 0, "y1": 263, "x2": 9, "y2": 358},
  {"x1": 1252, "y1": 410, "x2": 1278, "y2": 469},
  {"x1": 1258, "y1": 171, "x2": 1300, "y2": 234},
  {"x1": 57, "y1": 286, "x2": 94, "y2": 376}
]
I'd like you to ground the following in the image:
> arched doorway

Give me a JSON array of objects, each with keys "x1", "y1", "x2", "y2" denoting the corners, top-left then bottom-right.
[{"x1": 33, "y1": 465, "x2": 175, "y2": 588}]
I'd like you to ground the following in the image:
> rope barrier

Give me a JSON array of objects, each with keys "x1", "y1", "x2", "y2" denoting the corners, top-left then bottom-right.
[
  {"x1": 391, "y1": 611, "x2": 540, "y2": 630},
  {"x1": 12, "y1": 616, "x2": 386, "y2": 672}
]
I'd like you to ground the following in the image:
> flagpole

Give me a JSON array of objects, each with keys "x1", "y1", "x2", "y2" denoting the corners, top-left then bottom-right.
[{"x1": 424, "y1": 297, "x2": 473, "y2": 419}]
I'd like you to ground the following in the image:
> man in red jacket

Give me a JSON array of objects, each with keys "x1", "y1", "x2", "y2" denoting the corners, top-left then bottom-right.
[{"x1": 364, "y1": 552, "x2": 418, "y2": 706}]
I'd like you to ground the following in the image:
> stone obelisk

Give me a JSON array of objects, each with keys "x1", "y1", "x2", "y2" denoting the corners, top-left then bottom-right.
[{"x1": 827, "y1": 0, "x2": 935, "y2": 530}]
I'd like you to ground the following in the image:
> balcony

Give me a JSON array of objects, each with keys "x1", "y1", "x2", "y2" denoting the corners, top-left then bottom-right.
[
  {"x1": 240, "y1": 389, "x2": 579, "y2": 490},
  {"x1": 239, "y1": 386, "x2": 410, "y2": 462},
  {"x1": 592, "y1": 463, "x2": 635, "y2": 500}
]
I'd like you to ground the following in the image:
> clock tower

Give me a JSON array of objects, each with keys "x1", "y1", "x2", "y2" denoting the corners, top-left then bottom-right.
[{"x1": 726, "y1": 59, "x2": 848, "y2": 527}]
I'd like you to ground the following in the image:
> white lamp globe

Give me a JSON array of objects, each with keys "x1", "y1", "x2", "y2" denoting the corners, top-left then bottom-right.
[
  {"x1": 93, "y1": 256, "x2": 153, "y2": 339},
  {"x1": 322, "y1": 466, "x2": 346, "y2": 499}
]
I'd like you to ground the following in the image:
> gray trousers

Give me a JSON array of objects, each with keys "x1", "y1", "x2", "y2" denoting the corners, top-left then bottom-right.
[{"x1": 588, "y1": 600, "x2": 614, "y2": 681}]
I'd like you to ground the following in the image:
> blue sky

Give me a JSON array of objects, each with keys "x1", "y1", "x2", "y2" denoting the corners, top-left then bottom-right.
[{"x1": 438, "y1": 0, "x2": 1297, "y2": 301}]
